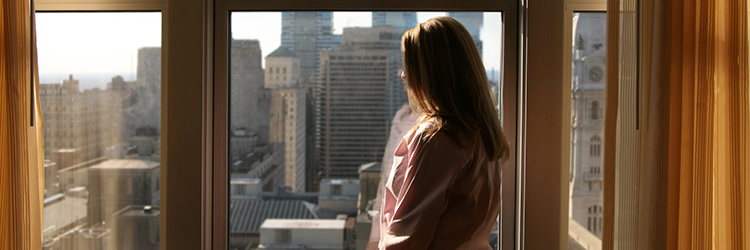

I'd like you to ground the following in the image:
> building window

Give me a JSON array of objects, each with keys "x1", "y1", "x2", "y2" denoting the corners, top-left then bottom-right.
[
  {"x1": 590, "y1": 135, "x2": 601, "y2": 157},
  {"x1": 591, "y1": 100, "x2": 600, "y2": 119},
  {"x1": 590, "y1": 166, "x2": 600, "y2": 174},
  {"x1": 587, "y1": 205, "x2": 603, "y2": 234},
  {"x1": 331, "y1": 184, "x2": 342, "y2": 195}
]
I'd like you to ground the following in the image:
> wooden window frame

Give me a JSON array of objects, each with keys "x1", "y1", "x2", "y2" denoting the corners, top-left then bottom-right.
[{"x1": 561, "y1": 0, "x2": 607, "y2": 249}]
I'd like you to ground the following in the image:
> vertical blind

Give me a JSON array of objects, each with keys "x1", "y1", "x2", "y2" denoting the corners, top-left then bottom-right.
[{"x1": 604, "y1": 0, "x2": 750, "y2": 249}]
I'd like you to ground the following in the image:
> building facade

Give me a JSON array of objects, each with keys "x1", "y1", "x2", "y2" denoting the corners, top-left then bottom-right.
[
  {"x1": 316, "y1": 27, "x2": 407, "y2": 179},
  {"x1": 266, "y1": 47, "x2": 307, "y2": 192},
  {"x1": 40, "y1": 75, "x2": 129, "y2": 164},
  {"x1": 569, "y1": 12, "x2": 606, "y2": 238}
]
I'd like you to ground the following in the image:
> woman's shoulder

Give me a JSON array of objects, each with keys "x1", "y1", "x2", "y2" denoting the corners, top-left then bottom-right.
[{"x1": 412, "y1": 119, "x2": 476, "y2": 164}]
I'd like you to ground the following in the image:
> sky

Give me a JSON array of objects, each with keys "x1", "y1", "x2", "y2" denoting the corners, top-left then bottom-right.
[{"x1": 36, "y1": 12, "x2": 502, "y2": 89}]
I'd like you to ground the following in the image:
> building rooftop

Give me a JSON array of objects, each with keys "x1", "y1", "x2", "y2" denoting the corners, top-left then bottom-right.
[
  {"x1": 260, "y1": 219, "x2": 345, "y2": 230},
  {"x1": 90, "y1": 159, "x2": 159, "y2": 170},
  {"x1": 230, "y1": 199, "x2": 316, "y2": 233},
  {"x1": 267, "y1": 46, "x2": 298, "y2": 58}
]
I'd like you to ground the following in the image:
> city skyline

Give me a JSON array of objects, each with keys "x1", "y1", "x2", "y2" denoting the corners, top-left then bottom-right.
[{"x1": 37, "y1": 12, "x2": 502, "y2": 90}]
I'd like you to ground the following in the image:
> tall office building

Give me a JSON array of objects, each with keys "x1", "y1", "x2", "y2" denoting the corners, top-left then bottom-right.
[
  {"x1": 569, "y1": 13, "x2": 606, "y2": 238},
  {"x1": 265, "y1": 47, "x2": 307, "y2": 192},
  {"x1": 372, "y1": 12, "x2": 417, "y2": 29},
  {"x1": 447, "y1": 12, "x2": 484, "y2": 57},
  {"x1": 316, "y1": 27, "x2": 406, "y2": 179}
]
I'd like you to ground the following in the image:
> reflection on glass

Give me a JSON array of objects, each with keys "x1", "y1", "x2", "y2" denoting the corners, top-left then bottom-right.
[
  {"x1": 568, "y1": 12, "x2": 606, "y2": 250},
  {"x1": 229, "y1": 12, "x2": 502, "y2": 250},
  {"x1": 37, "y1": 13, "x2": 161, "y2": 250}
]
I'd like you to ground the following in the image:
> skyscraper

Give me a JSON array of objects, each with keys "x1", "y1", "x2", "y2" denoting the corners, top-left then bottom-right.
[
  {"x1": 281, "y1": 12, "x2": 342, "y2": 84},
  {"x1": 316, "y1": 27, "x2": 405, "y2": 179},
  {"x1": 372, "y1": 12, "x2": 417, "y2": 29},
  {"x1": 569, "y1": 13, "x2": 606, "y2": 238}
]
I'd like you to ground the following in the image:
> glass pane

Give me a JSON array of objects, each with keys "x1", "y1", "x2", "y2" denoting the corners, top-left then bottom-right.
[
  {"x1": 229, "y1": 11, "x2": 502, "y2": 250},
  {"x1": 37, "y1": 12, "x2": 162, "y2": 250},
  {"x1": 568, "y1": 12, "x2": 606, "y2": 250}
]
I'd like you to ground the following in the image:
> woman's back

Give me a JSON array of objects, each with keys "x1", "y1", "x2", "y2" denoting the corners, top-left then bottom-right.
[{"x1": 380, "y1": 121, "x2": 502, "y2": 250}]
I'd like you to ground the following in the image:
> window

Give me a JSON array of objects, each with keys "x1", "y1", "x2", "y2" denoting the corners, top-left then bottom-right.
[
  {"x1": 590, "y1": 135, "x2": 602, "y2": 157},
  {"x1": 277, "y1": 229, "x2": 291, "y2": 243},
  {"x1": 587, "y1": 205, "x2": 603, "y2": 234},
  {"x1": 591, "y1": 100, "x2": 600, "y2": 119},
  {"x1": 228, "y1": 11, "x2": 504, "y2": 250},
  {"x1": 567, "y1": 10, "x2": 606, "y2": 248},
  {"x1": 37, "y1": 12, "x2": 161, "y2": 250}
]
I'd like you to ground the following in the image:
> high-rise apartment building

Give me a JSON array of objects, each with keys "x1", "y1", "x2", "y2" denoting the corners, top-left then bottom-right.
[
  {"x1": 569, "y1": 13, "x2": 606, "y2": 238},
  {"x1": 372, "y1": 12, "x2": 417, "y2": 29},
  {"x1": 316, "y1": 27, "x2": 406, "y2": 179},
  {"x1": 447, "y1": 12, "x2": 484, "y2": 57},
  {"x1": 265, "y1": 47, "x2": 307, "y2": 192}
]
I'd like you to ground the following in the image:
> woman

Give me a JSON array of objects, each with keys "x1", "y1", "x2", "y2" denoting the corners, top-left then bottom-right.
[{"x1": 379, "y1": 16, "x2": 509, "y2": 250}]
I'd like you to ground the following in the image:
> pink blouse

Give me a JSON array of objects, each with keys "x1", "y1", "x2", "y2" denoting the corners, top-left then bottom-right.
[{"x1": 379, "y1": 120, "x2": 502, "y2": 250}]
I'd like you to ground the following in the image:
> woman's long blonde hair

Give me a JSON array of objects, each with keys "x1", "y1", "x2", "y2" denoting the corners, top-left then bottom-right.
[{"x1": 402, "y1": 16, "x2": 509, "y2": 162}]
